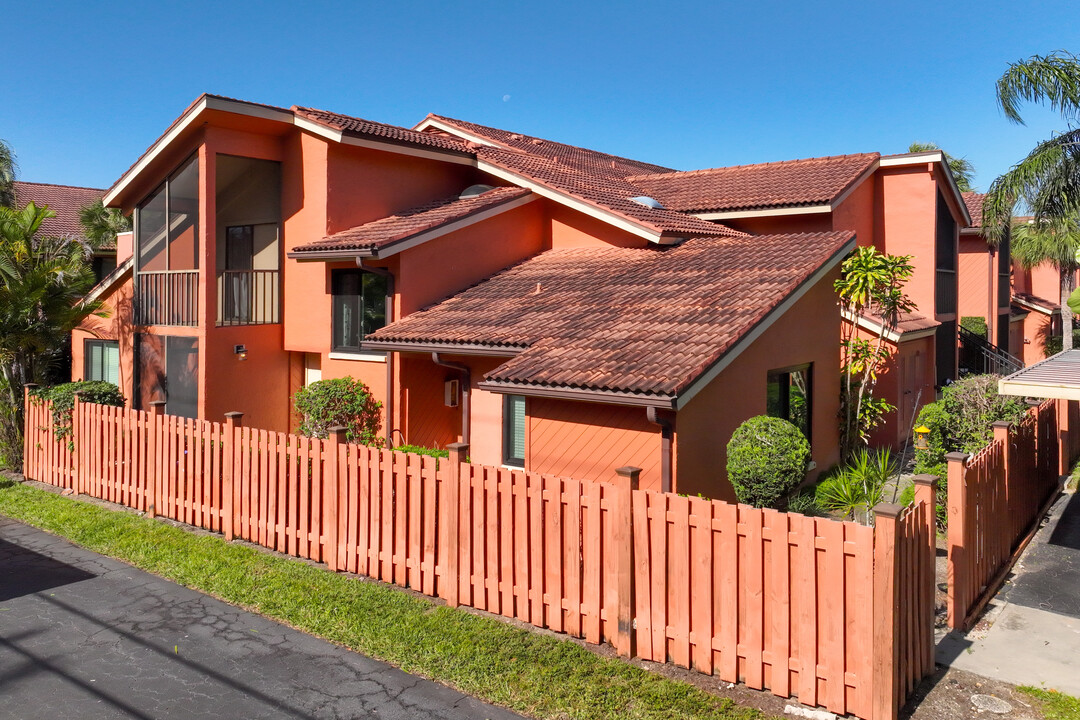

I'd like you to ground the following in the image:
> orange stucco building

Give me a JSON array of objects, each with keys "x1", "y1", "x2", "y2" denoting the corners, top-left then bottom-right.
[{"x1": 74, "y1": 94, "x2": 990, "y2": 499}]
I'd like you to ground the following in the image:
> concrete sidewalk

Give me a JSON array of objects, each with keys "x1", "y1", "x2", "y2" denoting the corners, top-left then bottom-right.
[
  {"x1": 937, "y1": 490, "x2": 1080, "y2": 695},
  {"x1": 0, "y1": 517, "x2": 525, "y2": 719}
]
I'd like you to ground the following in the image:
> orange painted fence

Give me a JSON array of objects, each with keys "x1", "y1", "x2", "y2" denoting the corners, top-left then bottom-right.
[
  {"x1": 946, "y1": 399, "x2": 1079, "y2": 630},
  {"x1": 22, "y1": 389, "x2": 938, "y2": 720}
]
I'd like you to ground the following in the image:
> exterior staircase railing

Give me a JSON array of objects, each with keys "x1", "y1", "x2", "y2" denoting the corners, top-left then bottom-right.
[{"x1": 958, "y1": 325, "x2": 1023, "y2": 376}]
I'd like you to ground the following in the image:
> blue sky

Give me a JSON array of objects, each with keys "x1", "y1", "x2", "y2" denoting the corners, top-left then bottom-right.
[{"x1": 4, "y1": 0, "x2": 1077, "y2": 192}]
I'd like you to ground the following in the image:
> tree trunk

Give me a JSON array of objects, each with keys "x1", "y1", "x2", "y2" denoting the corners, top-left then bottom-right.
[{"x1": 1062, "y1": 268, "x2": 1075, "y2": 351}]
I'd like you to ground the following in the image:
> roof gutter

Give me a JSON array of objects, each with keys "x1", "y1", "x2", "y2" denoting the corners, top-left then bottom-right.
[
  {"x1": 360, "y1": 341, "x2": 523, "y2": 357},
  {"x1": 476, "y1": 380, "x2": 677, "y2": 409}
]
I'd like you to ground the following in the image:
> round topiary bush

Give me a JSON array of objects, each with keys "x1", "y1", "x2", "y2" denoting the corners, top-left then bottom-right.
[
  {"x1": 293, "y1": 377, "x2": 382, "y2": 445},
  {"x1": 726, "y1": 415, "x2": 811, "y2": 508}
]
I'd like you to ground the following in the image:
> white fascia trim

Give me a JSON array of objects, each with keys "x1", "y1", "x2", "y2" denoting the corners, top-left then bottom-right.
[
  {"x1": 880, "y1": 151, "x2": 972, "y2": 226},
  {"x1": 879, "y1": 151, "x2": 944, "y2": 167},
  {"x1": 375, "y1": 193, "x2": 537, "y2": 258},
  {"x1": 413, "y1": 118, "x2": 499, "y2": 147},
  {"x1": 293, "y1": 115, "x2": 476, "y2": 166},
  {"x1": 693, "y1": 204, "x2": 832, "y2": 221},
  {"x1": 674, "y1": 237, "x2": 857, "y2": 410},
  {"x1": 999, "y1": 379, "x2": 1080, "y2": 401},
  {"x1": 1012, "y1": 297, "x2": 1056, "y2": 316},
  {"x1": 104, "y1": 96, "x2": 296, "y2": 206},
  {"x1": 475, "y1": 159, "x2": 663, "y2": 243},
  {"x1": 328, "y1": 351, "x2": 387, "y2": 363},
  {"x1": 843, "y1": 309, "x2": 902, "y2": 343},
  {"x1": 103, "y1": 96, "x2": 207, "y2": 206}
]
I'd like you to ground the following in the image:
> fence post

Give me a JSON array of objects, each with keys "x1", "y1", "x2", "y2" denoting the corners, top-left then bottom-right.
[
  {"x1": 991, "y1": 421, "x2": 1012, "y2": 515},
  {"x1": 222, "y1": 411, "x2": 243, "y2": 540},
  {"x1": 872, "y1": 502, "x2": 902, "y2": 720},
  {"x1": 614, "y1": 465, "x2": 640, "y2": 659},
  {"x1": 945, "y1": 451, "x2": 970, "y2": 629},
  {"x1": 22, "y1": 383, "x2": 37, "y2": 480},
  {"x1": 912, "y1": 474, "x2": 937, "y2": 673},
  {"x1": 445, "y1": 442, "x2": 469, "y2": 608},
  {"x1": 1056, "y1": 399, "x2": 1070, "y2": 476},
  {"x1": 323, "y1": 426, "x2": 346, "y2": 572},
  {"x1": 71, "y1": 391, "x2": 85, "y2": 495},
  {"x1": 147, "y1": 401, "x2": 166, "y2": 518}
]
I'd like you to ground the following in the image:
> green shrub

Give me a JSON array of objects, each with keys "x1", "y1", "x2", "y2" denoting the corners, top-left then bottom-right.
[
  {"x1": 960, "y1": 316, "x2": 988, "y2": 339},
  {"x1": 941, "y1": 374, "x2": 1028, "y2": 454},
  {"x1": 898, "y1": 483, "x2": 915, "y2": 507},
  {"x1": 726, "y1": 415, "x2": 810, "y2": 508},
  {"x1": 30, "y1": 381, "x2": 125, "y2": 440},
  {"x1": 294, "y1": 378, "x2": 382, "y2": 445}
]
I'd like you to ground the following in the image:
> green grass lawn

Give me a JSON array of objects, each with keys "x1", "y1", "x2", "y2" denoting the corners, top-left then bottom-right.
[
  {"x1": 1022, "y1": 687, "x2": 1080, "y2": 720},
  {"x1": 0, "y1": 477, "x2": 772, "y2": 720}
]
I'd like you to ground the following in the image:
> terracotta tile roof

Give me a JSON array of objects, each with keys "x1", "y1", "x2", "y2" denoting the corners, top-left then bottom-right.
[
  {"x1": 625, "y1": 153, "x2": 880, "y2": 214},
  {"x1": 897, "y1": 313, "x2": 942, "y2": 334},
  {"x1": 422, "y1": 115, "x2": 674, "y2": 178},
  {"x1": 422, "y1": 115, "x2": 740, "y2": 239},
  {"x1": 963, "y1": 192, "x2": 985, "y2": 228},
  {"x1": 475, "y1": 145, "x2": 744, "y2": 239},
  {"x1": 365, "y1": 231, "x2": 854, "y2": 399},
  {"x1": 294, "y1": 107, "x2": 471, "y2": 154},
  {"x1": 12, "y1": 181, "x2": 108, "y2": 247},
  {"x1": 290, "y1": 186, "x2": 530, "y2": 255}
]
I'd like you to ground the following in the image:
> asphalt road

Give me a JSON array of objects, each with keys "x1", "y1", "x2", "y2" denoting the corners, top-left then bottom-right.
[{"x1": 0, "y1": 517, "x2": 526, "y2": 719}]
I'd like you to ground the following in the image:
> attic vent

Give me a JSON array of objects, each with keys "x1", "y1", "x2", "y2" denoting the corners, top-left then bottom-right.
[
  {"x1": 460, "y1": 184, "x2": 495, "y2": 199},
  {"x1": 629, "y1": 196, "x2": 666, "y2": 210}
]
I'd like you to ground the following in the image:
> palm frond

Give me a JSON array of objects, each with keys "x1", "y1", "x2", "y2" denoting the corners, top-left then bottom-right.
[{"x1": 997, "y1": 51, "x2": 1080, "y2": 124}]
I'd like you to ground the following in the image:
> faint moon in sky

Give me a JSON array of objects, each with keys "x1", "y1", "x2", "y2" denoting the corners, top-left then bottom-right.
[{"x1": 502, "y1": 94, "x2": 511, "y2": 102}]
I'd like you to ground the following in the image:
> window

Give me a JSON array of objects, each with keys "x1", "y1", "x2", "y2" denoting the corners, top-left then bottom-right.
[
  {"x1": 331, "y1": 269, "x2": 388, "y2": 352},
  {"x1": 84, "y1": 340, "x2": 120, "y2": 385},
  {"x1": 503, "y1": 395, "x2": 526, "y2": 468},
  {"x1": 136, "y1": 155, "x2": 199, "y2": 273},
  {"x1": 767, "y1": 364, "x2": 812, "y2": 441}
]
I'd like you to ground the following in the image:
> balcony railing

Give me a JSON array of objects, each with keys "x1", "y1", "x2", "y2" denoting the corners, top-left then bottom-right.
[
  {"x1": 217, "y1": 269, "x2": 280, "y2": 326},
  {"x1": 135, "y1": 270, "x2": 199, "y2": 327}
]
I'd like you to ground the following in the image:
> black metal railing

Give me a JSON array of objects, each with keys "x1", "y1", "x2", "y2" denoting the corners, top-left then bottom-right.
[
  {"x1": 217, "y1": 269, "x2": 280, "y2": 326},
  {"x1": 135, "y1": 270, "x2": 199, "y2": 326},
  {"x1": 959, "y1": 324, "x2": 1023, "y2": 376}
]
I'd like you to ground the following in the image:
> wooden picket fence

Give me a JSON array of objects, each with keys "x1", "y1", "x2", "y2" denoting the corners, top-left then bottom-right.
[
  {"x1": 22, "y1": 389, "x2": 939, "y2": 720},
  {"x1": 946, "y1": 399, "x2": 1077, "y2": 629}
]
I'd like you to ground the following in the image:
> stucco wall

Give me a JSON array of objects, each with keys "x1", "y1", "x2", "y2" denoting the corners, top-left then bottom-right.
[{"x1": 674, "y1": 266, "x2": 843, "y2": 501}]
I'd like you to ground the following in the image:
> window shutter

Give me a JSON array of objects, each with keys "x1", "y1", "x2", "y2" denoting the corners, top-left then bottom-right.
[
  {"x1": 510, "y1": 395, "x2": 526, "y2": 459},
  {"x1": 105, "y1": 343, "x2": 120, "y2": 386}
]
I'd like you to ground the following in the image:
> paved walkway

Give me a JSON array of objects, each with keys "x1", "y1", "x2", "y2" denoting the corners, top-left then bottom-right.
[
  {"x1": 937, "y1": 489, "x2": 1080, "y2": 695},
  {"x1": 0, "y1": 517, "x2": 525, "y2": 720}
]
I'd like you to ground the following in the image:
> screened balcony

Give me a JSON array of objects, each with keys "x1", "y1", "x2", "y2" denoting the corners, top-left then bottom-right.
[
  {"x1": 134, "y1": 155, "x2": 200, "y2": 327},
  {"x1": 215, "y1": 156, "x2": 282, "y2": 327}
]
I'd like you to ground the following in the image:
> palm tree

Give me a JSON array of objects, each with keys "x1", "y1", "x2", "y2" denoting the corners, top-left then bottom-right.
[
  {"x1": 0, "y1": 139, "x2": 16, "y2": 208},
  {"x1": 908, "y1": 142, "x2": 976, "y2": 192},
  {"x1": 79, "y1": 198, "x2": 131, "y2": 249},
  {"x1": 983, "y1": 51, "x2": 1080, "y2": 348},
  {"x1": 1011, "y1": 217, "x2": 1080, "y2": 349},
  {"x1": 0, "y1": 202, "x2": 103, "y2": 468}
]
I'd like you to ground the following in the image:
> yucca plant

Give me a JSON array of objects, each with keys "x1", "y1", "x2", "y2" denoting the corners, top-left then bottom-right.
[{"x1": 815, "y1": 448, "x2": 897, "y2": 524}]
